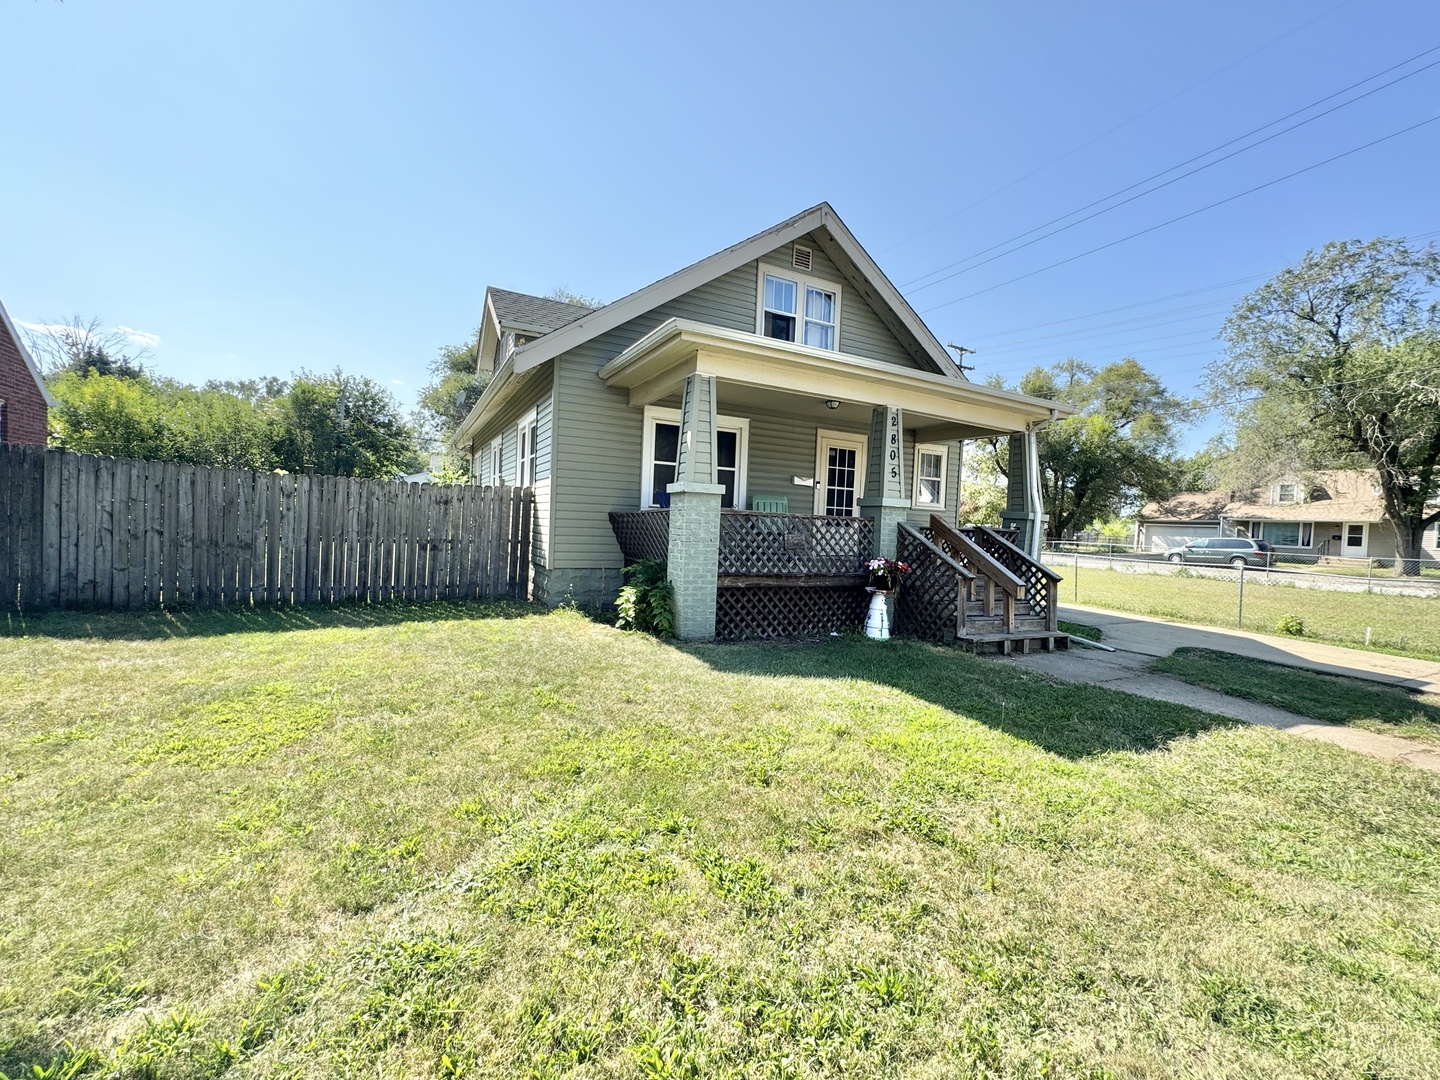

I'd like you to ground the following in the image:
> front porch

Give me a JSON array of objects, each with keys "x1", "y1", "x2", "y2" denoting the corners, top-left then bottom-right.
[{"x1": 610, "y1": 507, "x2": 1066, "y2": 651}]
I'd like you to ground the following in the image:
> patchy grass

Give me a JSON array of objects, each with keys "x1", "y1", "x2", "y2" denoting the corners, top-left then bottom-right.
[
  {"x1": 1070, "y1": 565, "x2": 1440, "y2": 661},
  {"x1": 3, "y1": 602, "x2": 1440, "y2": 1078},
  {"x1": 1058, "y1": 619, "x2": 1102, "y2": 642},
  {"x1": 1151, "y1": 647, "x2": 1440, "y2": 743}
]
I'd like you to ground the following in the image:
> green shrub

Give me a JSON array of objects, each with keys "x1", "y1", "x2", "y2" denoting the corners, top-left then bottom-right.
[
  {"x1": 616, "y1": 560, "x2": 675, "y2": 637},
  {"x1": 1274, "y1": 613, "x2": 1305, "y2": 637}
]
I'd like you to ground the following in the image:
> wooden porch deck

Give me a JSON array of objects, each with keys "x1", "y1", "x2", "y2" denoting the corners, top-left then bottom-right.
[{"x1": 609, "y1": 509, "x2": 1067, "y2": 650}]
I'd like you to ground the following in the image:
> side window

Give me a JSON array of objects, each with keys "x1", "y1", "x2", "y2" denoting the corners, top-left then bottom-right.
[{"x1": 912, "y1": 444, "x2": 948, "y2": 507}]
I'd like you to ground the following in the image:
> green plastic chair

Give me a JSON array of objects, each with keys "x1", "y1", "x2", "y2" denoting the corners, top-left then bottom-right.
[{"x1": 751, "y1": 496, "x2": 789, "y2": 513}]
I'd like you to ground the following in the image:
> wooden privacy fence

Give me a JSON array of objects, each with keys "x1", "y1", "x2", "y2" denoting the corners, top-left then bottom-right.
[{"x1": 0, "y1": 445, "x2": 532, "y2": 611}]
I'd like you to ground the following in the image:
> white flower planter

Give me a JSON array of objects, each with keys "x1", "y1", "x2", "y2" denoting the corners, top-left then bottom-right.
[{"x1": 864, "y1": 590, "x2": 891, "y2": 640}]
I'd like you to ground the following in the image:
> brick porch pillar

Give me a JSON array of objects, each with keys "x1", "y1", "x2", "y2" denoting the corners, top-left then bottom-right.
[
  {"x1": 858, "y1": 405, "x2": 910, "y2": 560},
  {"x1": 666, "y1": 372, "x2": 724, "y2": 641}
]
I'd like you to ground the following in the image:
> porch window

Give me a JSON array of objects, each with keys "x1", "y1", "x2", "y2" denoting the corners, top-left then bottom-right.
[
  {"x1": 1261, "y1": 521, "x2": 1310, "y2": 547},
  {"x1": 912, "y1": 443, "x2": 948, "y2": 507},
  {"x1": 640, "y1": 406, "x2": 749, "y2": 509},
  {"x1": 759, "y1": 270, "x2": 840, "y2": 350}
]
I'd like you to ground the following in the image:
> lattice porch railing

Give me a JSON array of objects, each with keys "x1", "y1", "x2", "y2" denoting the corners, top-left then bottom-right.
[
  {"x1": 894, "y1": 522, "x2": 974, "y2": 642},
  {"x1": 968, "y1": 525, "x2": 1062, "y2": 629},
  {"x1": 609, "y1": 509, "x2": 670, "y2": 565},
  {"x1": 718, "y1": 511, "x2": 873, "y2": 579}
]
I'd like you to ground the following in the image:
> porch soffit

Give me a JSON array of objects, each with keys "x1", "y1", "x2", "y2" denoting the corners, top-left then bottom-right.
[{"x1": 599, "y1": 319, "x2": 1072, "y2": 437}]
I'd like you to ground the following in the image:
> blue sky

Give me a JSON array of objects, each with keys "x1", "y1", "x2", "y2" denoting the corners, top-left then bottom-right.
[{"x1": 4, "y1": 0, "x2": 1438, "y2": 451}]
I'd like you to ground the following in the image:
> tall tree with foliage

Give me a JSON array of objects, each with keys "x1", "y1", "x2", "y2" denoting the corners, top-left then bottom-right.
[
  {"x1": 269, "y1": 370, "x2": 418, "y2": 478},
  {"x1": 23, "y1": 316, "x2": 152, "y2": 379},
  {"x1": 976, "y1": 358, "x2": 1185, "y2": 538},
  {"x1": 1211, "y1": 237, "x2": 1440, "y2": 574},
  {"x1": 417, "y1": 330, "x2": 490, "y2": 449}
]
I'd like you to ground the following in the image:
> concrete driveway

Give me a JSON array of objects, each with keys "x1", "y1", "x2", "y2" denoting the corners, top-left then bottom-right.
[{"x1": 1000, "y1": 605, "x2": 1440, "y2": 772}]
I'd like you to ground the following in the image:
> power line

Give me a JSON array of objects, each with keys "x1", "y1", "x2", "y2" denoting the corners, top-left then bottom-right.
[
  {"x1": 877, "y1": 0, "x2": 1357, "y2": 256},
  {"x1": 920, "y1": 114, "x2": 1440, "y2": 315},
  {"x1": 903, "y1": 45, "x2": 1440, "y2": 294},
  {"x1": 960, "y1": 227, "x2": 1440, "y2": 345}
]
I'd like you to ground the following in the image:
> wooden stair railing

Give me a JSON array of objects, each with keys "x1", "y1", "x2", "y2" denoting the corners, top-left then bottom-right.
[
  {"x1": 929, "y1": 515, "x2": 1027, "y2": 633},
  {"x1": 971, "y1": 524, "x2": 1063, "y2": 632},
  {"x1": 895, "y1": 521, "x2": 975, "y2": 641}
]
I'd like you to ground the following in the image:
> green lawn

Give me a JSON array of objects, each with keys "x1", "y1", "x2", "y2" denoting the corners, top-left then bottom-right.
[
  {"x1": 1068, "y1": 565, "x2": 1440, "y2": 662},
  {"x1": 3, "y1": 604, "x2": 1440, "y2": 1078},
  {"x1": 1057, "y1": 620, "x2": 1102, "y2": 642},
  {"x1": 1151, "y1": 647, "x2": 1440, "y2": 743}
]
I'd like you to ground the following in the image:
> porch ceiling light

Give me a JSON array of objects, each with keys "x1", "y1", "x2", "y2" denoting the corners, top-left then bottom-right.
[{"x1": 823, "y1": 399, "x2": 841, "y2": 410}]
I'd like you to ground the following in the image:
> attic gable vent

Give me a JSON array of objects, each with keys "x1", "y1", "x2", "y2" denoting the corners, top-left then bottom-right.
[{"x1": 792, "y1": 244, "x2": 813, "y2": 271}]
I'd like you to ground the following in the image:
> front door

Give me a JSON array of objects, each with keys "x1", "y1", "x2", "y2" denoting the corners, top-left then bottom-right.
[
  {"x1": 814, "y1": 430, "x2": 867, "y2": 517},
  {"x1": 1343, "y1": 522, "x2": 1368, "y2": 557}
]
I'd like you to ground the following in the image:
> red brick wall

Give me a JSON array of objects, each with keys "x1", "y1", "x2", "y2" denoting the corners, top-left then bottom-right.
[{"x1": 0, "y1": 320, "x2": 48, "y2": 446}]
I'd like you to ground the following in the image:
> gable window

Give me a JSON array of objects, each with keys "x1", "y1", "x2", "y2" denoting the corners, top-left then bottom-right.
[
  {"x1": 1276, "y1": 483, "x2": 1298, "y2": 504},
  {"x1": 517, "y1": 409, "x2": 537, "y2": 488},
  {"x1": 640, "y1": 406, "x2": 748, "y2": 509},
  {"x1": 912, "y1": 443, "x2": 948, "y2": 508},
  {"x1": 758, "y1": 268, "x2": 841, "y2": 350}
]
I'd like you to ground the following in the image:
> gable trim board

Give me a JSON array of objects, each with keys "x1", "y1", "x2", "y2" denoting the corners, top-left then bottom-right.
[{"x1": 0, "y1": 299, "x2": 58, "y2": 409}]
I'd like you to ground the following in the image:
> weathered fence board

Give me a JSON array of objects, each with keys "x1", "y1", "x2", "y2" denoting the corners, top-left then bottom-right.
[{"x1": 0, "y1": 446, "x2": 531, "y2": 611}]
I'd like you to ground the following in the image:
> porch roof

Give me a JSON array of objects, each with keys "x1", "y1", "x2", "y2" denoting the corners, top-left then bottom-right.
[{"x1": 599, "y1": 319, "x2": 1073, "y2": 439}]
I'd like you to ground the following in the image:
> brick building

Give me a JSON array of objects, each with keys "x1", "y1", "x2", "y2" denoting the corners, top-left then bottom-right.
[{"x1": 0, "y1": 298, "x2": 54, "y2": 446}]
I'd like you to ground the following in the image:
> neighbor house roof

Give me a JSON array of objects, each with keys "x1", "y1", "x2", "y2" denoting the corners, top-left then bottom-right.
[
  {"x1": 1140, "y1": 470, "x2": 1394, "y2": 524},
  {"x1": 507, "y1": 202, "x2": 965, "y2": 380},
  {"x1": 487, "y1": 289, "x2": 595, "y2": 336},
  {"x1": 0, "y1": 298, "x2": 57, "y2": 409}
]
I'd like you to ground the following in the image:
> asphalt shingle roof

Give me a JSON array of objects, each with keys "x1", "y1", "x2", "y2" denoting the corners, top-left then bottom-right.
[{"x1": 489, "y1": 289, "x2": 597, "y2": 334}]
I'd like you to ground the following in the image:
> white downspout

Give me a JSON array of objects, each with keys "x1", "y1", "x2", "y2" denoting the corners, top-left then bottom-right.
[{"x1": 1026, "y1": 409, "x2": 1058, "y2": 561}]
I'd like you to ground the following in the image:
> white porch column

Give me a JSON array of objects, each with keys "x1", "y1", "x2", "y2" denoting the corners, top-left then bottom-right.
[
  {"x1": 857, "y1": 405, "x2": 910, "y2": 560},
  {"x1": 665, "y1": 372, "x2": 724, "y2": 641}
]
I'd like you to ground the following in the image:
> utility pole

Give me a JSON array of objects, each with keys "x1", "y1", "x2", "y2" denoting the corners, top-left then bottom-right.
[{"x1": 946, "y1": 343, "x2": 976, "y2": 373}]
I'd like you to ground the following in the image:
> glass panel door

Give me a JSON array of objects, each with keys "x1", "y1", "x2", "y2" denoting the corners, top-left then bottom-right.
[{"x1": 814, "y1": 432, "x2": 867, "y2": 516}]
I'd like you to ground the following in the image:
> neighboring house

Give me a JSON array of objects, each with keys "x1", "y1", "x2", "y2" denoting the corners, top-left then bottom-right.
[
  {"x1": 0, "y1": 298, "x2": 54, "y2": 446},
  {"x1": 1137, "y1": 469, "x2": 1440, "y2": 565},
  {"x1": 450, "y1": 203, "x2": 1070, "y2": 639}
]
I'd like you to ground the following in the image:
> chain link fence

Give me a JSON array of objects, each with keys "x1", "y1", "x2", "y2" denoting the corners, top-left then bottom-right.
[{"x1": 1042, "y1": 545, "x2": 1440, "y2": 660}]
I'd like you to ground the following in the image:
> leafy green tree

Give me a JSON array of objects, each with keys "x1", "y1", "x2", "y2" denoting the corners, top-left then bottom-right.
[
  {"x1": 417, "y1": 331, "x2": 490, "y2": 448},
  {"x1": 269, "y1": 370, "x2": 417, "y2": 478},
  {"x1": 1212, "y1": 238, "x2": 1440, "y2": 573},
  {"x1": 975, "y1": 358, "x2": 1186, "y2": 539},
  {"x1": 47, "y1": 370, "x2": 168, "y2": 458}
]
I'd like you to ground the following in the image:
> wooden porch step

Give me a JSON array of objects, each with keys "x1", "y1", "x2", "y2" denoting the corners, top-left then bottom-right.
[
  {"x1": 964, "y1": 616, "x2": 1048, "y2": 633},
  {"x1": 955, "y1": 631, "x2": 1070, "y2": 656}
]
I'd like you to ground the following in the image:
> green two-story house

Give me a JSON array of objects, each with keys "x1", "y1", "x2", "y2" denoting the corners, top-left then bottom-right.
[{"x1": 451, "y1": 203, "x2": 1069, "y2": 642}]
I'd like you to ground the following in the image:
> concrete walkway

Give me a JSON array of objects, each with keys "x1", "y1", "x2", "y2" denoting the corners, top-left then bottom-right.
[{"x1": 1002, "y1": 605, "x2": 1440, "y2": 773}]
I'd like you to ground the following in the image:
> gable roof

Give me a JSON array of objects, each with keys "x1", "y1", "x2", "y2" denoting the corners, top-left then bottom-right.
[
  {"x1": 1139, "y1": 469, "x2": 1411, "y2": 525},
  {"x1": 508, "y1": 202, "x2": 965, "y2": 379},
  {"x1": 0, "y1": 298, "x2": 57, "y2": 409},
  {"x1": 488, "y1": 288, "x2": 596, "y2": 336}
]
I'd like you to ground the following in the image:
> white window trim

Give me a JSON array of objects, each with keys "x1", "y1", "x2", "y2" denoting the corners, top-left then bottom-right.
[
  {"x1": 639, "y1": 405, "x2": 750, "y2": 509},
  {"x1": 516, "y1": 408, "x2": 537, "y2": 488},
  {"x1": 755, "y1": 263, "x2": 843, "y2": 351},
  {"x1": 813, "y1": 429, "x2": 868, "y2": 517},
  {"x1": 1275, "y1": 482, "x2": 1299, "y2": 505},
  {"x1": 487, "y1": 435, "x2": 503, "y2": 485},
  {"x1": 911, "y1": 442, "x2": 949, "y2": 509}
]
